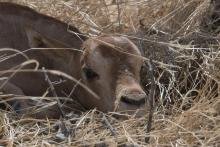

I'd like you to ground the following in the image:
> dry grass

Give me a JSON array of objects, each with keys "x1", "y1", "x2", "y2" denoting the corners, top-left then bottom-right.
[{"x1": 1, "y1": 0, "x2": 220, "y2": 146}]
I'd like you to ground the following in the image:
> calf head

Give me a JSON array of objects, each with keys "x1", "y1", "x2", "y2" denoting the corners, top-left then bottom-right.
[
  {"x1": 79, "y1": 35, "x2": 147, "y2": 112},
  {"x1": 25, "y1": 28, "x2": 147, "y2": 114}
]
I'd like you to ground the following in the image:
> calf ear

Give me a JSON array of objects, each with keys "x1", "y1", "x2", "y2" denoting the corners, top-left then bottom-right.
[{"x1": 25, "y1": 27, "x2": 69, "y2": 48}]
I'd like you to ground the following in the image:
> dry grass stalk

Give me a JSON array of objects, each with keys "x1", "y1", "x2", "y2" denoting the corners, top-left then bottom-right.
[{"x1": 0, "y1": 0, "x2": 220, "y2": 146}]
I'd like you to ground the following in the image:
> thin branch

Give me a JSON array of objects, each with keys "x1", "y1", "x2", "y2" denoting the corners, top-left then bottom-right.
[
  {"x1": 116, "y1": 0, "x2": 121, "y2": 31},
  {"x1": 42, "y1": 67, "x2": 69, "y2": 136},
  {"x1": 145, "y1": 58, "x2": 156, "y2": 143},
  {"x1": 101, "y1": 113, "x2": 116, "y2": 136}
]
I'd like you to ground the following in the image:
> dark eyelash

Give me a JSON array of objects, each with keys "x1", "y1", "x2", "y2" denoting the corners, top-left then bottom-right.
[{"x1": 83, "y1": 67, "x2": 99, "y2": 80}]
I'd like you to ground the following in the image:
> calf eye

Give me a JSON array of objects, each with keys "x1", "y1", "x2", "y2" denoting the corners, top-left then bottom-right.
[{"x1": 82, "y1": 67, "x2": 99, "y2": 80}]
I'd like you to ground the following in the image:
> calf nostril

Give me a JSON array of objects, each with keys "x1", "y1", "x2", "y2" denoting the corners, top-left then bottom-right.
[{"x1": 120, "y1": 94, "x2": 146, "y2": 106}]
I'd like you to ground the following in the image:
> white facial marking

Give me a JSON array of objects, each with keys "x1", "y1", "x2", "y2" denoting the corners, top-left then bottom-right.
[{"x1": 112, "y1": 36, "x2": 125, "y2": 43}]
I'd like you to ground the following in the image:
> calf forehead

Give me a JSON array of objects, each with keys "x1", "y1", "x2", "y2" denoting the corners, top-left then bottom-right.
[
  {"x1": 92, "y1": 37, "x2": 142, "y2": 73},
  {"x1": 99, "y1": 36, "x2": 140, "y2": 54},
  {"x1": 82, "y1": 35, "x2": 142, "y2": 68},
  {"x1": 91, "y1": 36, "x2": 141, "y2": 59}
]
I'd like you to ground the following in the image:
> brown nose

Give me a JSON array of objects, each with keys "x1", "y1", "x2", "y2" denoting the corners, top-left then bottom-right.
[{"x1": 120, "y1": 93, "x2": 147, "y2": 106}]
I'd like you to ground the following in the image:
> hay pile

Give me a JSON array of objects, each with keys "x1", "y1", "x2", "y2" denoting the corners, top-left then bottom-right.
[{"x1": 1, "y1": 0, "x2": 220, "y2": 146}]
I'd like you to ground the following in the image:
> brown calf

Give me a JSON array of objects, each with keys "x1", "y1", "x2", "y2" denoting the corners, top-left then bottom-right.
[{"x1": 0, "y1": 3, "x2": 147, "y2": 117}]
